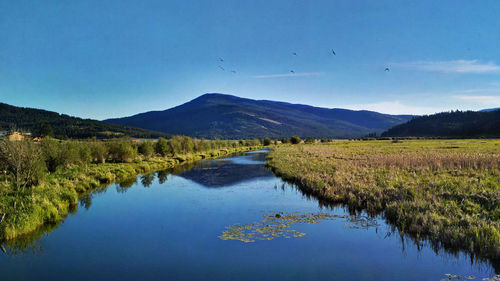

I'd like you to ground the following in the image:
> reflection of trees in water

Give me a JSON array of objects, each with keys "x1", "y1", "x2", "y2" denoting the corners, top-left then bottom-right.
[
  {"x1": 157, "y1": 170, "x2": 168, "y2": 184},
  {"x1": 140, "y1": 173, "x2": 155, "y2": 188},
  {"x1": 1, "y1": 221, "x2": 60, "y2": 257},
  {"x1": 115, "y1": 177, "x2": 137, "y2": 193},
  {"x1": 275, "y1": 181, "x2": 500, "y2": 273}
]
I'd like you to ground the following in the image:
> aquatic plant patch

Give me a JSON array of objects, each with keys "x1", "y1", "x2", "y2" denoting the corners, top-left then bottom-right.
[{"x1": 219, "y1": 212, "x2": 379, "y2": 242}]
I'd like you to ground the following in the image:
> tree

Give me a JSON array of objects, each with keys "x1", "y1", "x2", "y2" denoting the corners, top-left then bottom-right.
[
  {"x1": 90, "y1": 141, "x2": 108, "y2": 163},
  {"x1": 290, "y1": 136, "x2": 301, "y2": 144},
  {"x1": 138, "y1": 141, "x2": 155, "y2": 159},
  {"x1": 40, "y1": 137, "x2": 62, "y2": 172},
  {"x1": 155, "y1": 137, "x2": 170, "y2": 156},
  {"x1": 38, "y1": 123, "x2": 54, "y2": 138},
  {"x1": 262, "y1": 137, "x2": 272, "y2": 146},
  {"x1": 304, "y1": 137, "x2": 315, "y2": 144},
  {"x1": 0, "y1": 140, "x2": 46, "y2": 190},
  {"x1": 281, "y1": 138, "x2": 290, "y2": 144},
  {"x1": 107, "y1": 140, "x2": 137, "y2": 163},
  {"x1": 169, "y1": 136, "x2": 183, "y2": 155}
]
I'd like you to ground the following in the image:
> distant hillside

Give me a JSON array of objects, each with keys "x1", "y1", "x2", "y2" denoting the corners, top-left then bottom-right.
[
  {"x1": 0, "y1": 102, "x2": 170, "y2": 139},
  {"x1": 105, "y1": 93, "x2": 413, "y2": 139},
  {"x1": 382, "y1": 110, "x2": 500, "y2": 138},
  {"x1": 480, "y1": 108, "x2": 500, "y2": 112}
]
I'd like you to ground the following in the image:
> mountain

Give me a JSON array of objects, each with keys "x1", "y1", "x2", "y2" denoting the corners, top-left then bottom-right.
[
  {"x1": 381, "y1": 110, "x2": 500, "y2": 138},
  {"x1": 480, "y1": 108, "x2": 500, "y2": 112},
  {"x1": 105, "y1": 93, "x2": 414, "y2": 139},
  {"x1": 0, "y1": 102, "x2": 170, "y2": 139}
]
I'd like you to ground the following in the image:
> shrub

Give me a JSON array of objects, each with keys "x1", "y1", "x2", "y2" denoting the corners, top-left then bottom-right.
[
  {"x1": 262, "y1": 137, "x2": 272, "y2": 146},
  {"x1": 107, "y1": 140, "x2": 137, "y2": 163},
  {"x1": 138, "y1": 141, "x2": 155, "y2": 159},
  {"x1": 304, "y1": 137, "x2": 315, "y2": 144},
  {"x1": 290, "y1": 136, "x2": 301, "y2": 144},
  {"x1": 155, "y1": 137, "x2": 170, "y2": 156},
  {"x1": 90, "y1": 141, "x2": 108, "y2": 163}
]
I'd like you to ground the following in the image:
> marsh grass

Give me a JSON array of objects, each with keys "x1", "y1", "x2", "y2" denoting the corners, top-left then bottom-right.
[{"x1": 266, "y1": 139, "x2": 500, "y2": 266}]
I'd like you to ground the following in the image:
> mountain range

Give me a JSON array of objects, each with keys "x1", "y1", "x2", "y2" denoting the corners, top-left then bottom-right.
[{"x1": 105, "y1": 93, "x2": 414, "y2": 139}]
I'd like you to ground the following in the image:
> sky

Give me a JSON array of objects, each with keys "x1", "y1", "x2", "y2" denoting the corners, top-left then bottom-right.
[{"x1": 1, "y1": 0, "x2": 500, "y2": 119}]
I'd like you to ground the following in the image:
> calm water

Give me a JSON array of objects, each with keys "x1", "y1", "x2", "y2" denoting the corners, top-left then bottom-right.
[{"x1": 0, "y1": 150, "x2": 497, "y2": 281}]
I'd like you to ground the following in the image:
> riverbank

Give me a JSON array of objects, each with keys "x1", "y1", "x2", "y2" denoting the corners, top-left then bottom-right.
[
  {"x1": 266, "y1": 139, "x2": 500, "y2": 264},
  {"x1": 0, "y1": 146, "x2": 261, "y2": 241}
]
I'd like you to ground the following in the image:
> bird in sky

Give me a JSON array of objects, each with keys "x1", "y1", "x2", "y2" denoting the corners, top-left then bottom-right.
[
  {"x1": 290, "y1": 70, "x2": 295, "y2": 74},
  {"x1": 385, "y1": 67, "x2": 390, "y2": 72},
  {"x1": 230, "y1": 70, "x2": 236, "y2": 74},
  {"x1": 331, "y1": 49, "x2": 336, "y2": 55},
  {"x1": 219, "y1": 66, "x2": 225, "y2": 71},
  {"x1": 292, "y1": 52, "x2": 297, "y2": 56},
  {"x1": 219, "y1": 57, "x2": 224, "y2": 62}
]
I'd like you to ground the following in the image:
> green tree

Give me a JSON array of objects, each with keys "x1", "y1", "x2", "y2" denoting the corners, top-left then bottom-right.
[
  {"x1": 40, "y1": 137, "x2": 62, "y2": 172},
  {"x1": 138, "y1": 141, "x2": 155, "y2": 159},
  {"x1": 38, "y1": 123, "x2": 54, "y2": 138},
  {"x1": 304, "y1": 137, "x2": 315, "y2": 144},
  {"x1": 262, "y1": 137, "x2": 272, "y2": 146},
  {"x1": 90, "y1": 141, "x2": 108, "y2": 163},
  {"x1": 155, "y1": 137, "x2": 170, "y2": 156},
  {"x1": 290, "y1": 136, "x2": 301, "y2": 144}
]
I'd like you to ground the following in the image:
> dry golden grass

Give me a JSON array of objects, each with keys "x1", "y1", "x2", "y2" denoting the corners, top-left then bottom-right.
[{"x1": 267, "y1": 139, "x2": 500, "y2": 265}]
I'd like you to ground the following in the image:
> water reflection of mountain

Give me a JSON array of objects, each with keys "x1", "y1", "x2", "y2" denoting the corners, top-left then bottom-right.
[{"x1": 175, "y1": 159, "x2": 274, "y2": 188}]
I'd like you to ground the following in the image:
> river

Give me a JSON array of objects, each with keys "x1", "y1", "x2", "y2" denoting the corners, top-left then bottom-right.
[{"x1": 0, "y1": 149, "x2": 497, "y2": 280}]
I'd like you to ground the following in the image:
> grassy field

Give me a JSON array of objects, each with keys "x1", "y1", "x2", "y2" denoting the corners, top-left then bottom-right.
[
  {"x1": 266, "y1": 139, "x2": 500, "y2": 264},
  {"x1": 0, "y1": 146, "x2": 260, "y2": 241}
]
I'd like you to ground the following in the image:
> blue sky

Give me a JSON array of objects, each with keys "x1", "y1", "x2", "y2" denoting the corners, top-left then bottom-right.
[{"x1": 1, "y1": 0, "x2": 500, "y2": 119}]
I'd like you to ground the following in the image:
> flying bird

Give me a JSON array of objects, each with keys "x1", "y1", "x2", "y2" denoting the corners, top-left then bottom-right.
[
  {"x1": 331, "y1": 49, "x2": 336, "y2": 55},
  {"x1": 292, "y1": 52, "x2": 297, "y2": 56},
  {"x1": 290, "y1": 70, "x2": 295, "y2": 74},
  {"x1": 219, "y1": 66, "x2": 225, "y2": 71},
  {"x1": 219, "y1": 57, "x2": 224, "y2": 62},
  {"x1": 231, "y1": 70, "x2": 237, "y2": 74},
  {"x1": 385, "y1": 67, "x2": 390, "y2": 72}
]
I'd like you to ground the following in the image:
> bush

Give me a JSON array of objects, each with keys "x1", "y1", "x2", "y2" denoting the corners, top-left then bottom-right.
[
  {"x1": 304, "y1": 137, "x2": 315, "y2": 144},
  {"x1": 138, "y1": 141, "x2": 155, "y2": 159},
  {"x1": 281, "y1": 138, "x2": 290, "y2": 144},
  {"x1": 262, "y1": 138, "x2": 272, "y2": 146},
  {"x1": 40, "y1": 137, "x2": 62, "y2": 173},
  {"x1": 107, "y1": 140, "x2": 137, "y2": 163},
  {"x1": 155, "y1": 137, "x2": 170, "y2": 156},
  {"x1": 90, "y1": 141, "x2": 108, "y2": 163},
  {"x1": 290, "y1": 136, "x2": 301, "y2": 144}
]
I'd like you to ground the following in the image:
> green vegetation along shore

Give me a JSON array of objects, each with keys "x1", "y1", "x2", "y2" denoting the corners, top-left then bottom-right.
[
  {"x1": 0, "y1": 136, "x2": 263, "y2": 241},
  {"x1": 266, "y1": 139, "x2": 500, "y2": 264}
]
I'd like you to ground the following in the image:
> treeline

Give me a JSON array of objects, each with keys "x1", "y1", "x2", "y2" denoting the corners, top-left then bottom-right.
[
  {"x1": 382, "y1": 109, "x2": 500, "y2": 138},
  {"x1": 0, "y1": 102, "x2": 171, "y2": 139},
  {"x1": 0, "y1": 137, "x2": 263, "y2": 190}
]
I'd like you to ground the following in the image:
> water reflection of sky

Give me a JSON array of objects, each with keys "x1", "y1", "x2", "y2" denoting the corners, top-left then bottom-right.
[{"x1": 213, "y1": 149, "x2": 269, "y2": 165}]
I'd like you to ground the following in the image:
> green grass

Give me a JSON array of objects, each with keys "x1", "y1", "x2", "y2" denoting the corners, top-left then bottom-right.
[
  {"x1": 266, "y1": 139, "x2": 500, "y2": 264},
  {"x1": 0, "y1": 146, "x2": 261, "y2": 241}
]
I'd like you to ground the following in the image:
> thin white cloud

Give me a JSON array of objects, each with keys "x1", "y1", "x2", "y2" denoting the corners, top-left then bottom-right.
[
  {"x1": 253, "y1": 72, "x2": 322, "y2": 79},
  {"x1": 339, "y1": 101, "x2": 444, "y2": 115},
  {"x1": 394, "y1": 60, "x2": 500, "y2": 74},
  {"x1": 453, "y1": 88, "x2": 500, "y2": 94},
  {"x1": 454, "y1": 95, "x2": 500, "y2": 106}
]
